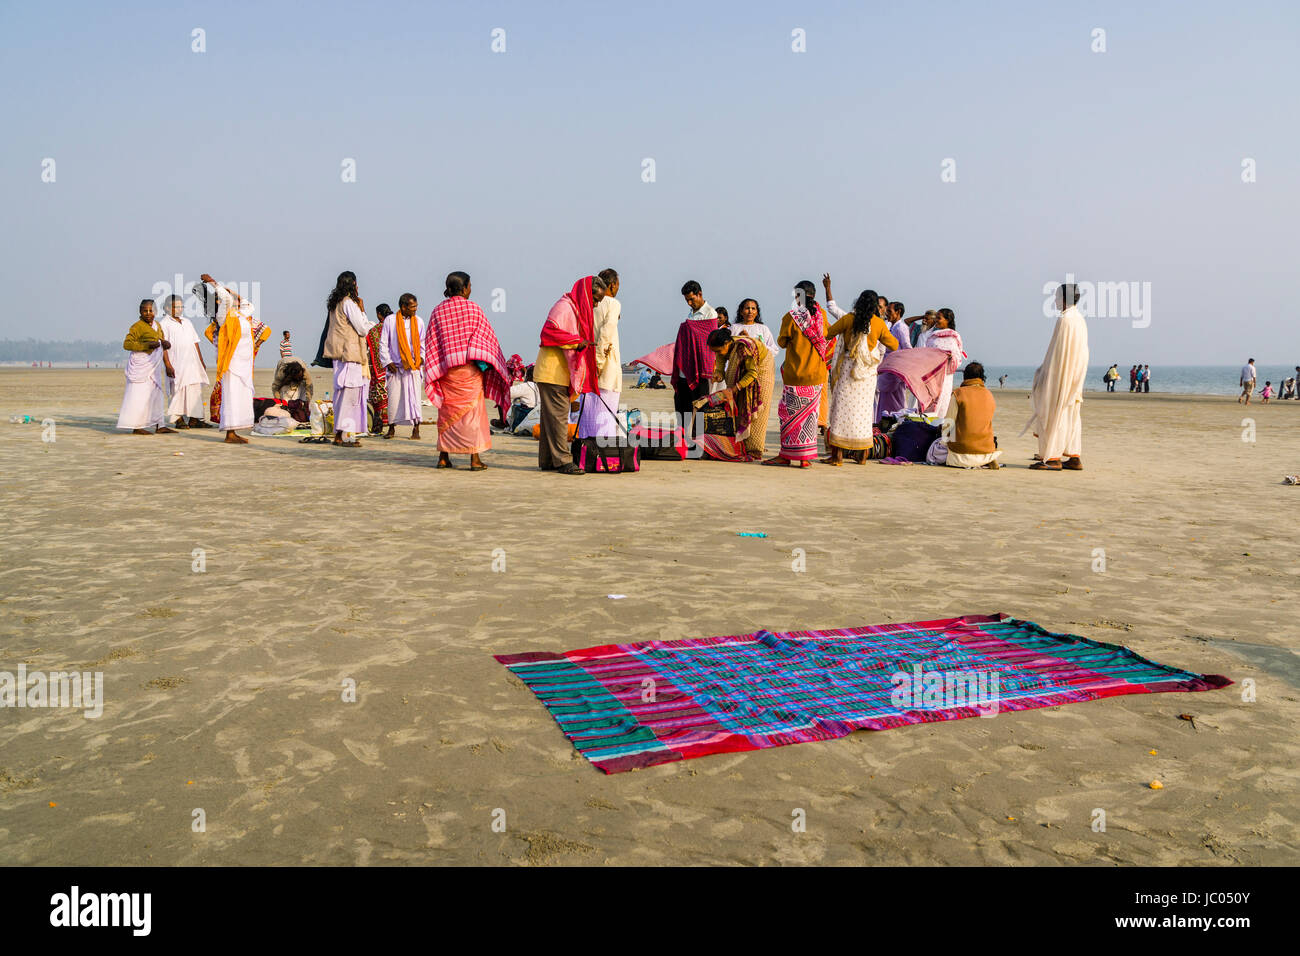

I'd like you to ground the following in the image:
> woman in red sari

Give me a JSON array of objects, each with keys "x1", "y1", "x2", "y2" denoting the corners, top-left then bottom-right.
[{"x1": 535, "y1": 275, "x2": 606, "y2": 474}]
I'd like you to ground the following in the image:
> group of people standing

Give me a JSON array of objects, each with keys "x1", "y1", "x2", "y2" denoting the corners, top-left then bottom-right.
[
  {"x1": 117, "y1": 268, "x2": 1089, "y2": 473},
  {"x1": 664, "y1": 275, "x2": 968, "y2": 468}
]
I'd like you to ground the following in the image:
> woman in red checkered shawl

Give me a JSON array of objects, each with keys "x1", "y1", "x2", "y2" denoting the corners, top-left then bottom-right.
[{"x1": 423, "y1": 271, "x2": 510, "y2": 471}]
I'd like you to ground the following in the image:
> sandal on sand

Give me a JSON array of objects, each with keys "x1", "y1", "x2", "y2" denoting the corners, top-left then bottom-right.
[
  {"x1": 470, "y1": 462, "x2": 487, "y2": 471},
  {"x1": 761, "y1": 456, "x2": 790, "y2": 466},
  {"x1": 1029, "y1": 459, "x2": 1062, "y2": 470},
  {"x1": 1063, "y1": 457, "x2": 1083, "y2": 471},
  {"x1": 556, "y1": 463, "x2": 583, "y2": 475},
  {"x1": 436, "y1": 460, "x2": 454, "y2": 469},
  {"x1": 339, "y1": 441, "x2": 362, "y2": 448}
]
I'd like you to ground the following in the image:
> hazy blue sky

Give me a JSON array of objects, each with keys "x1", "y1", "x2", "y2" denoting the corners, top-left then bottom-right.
[{"x1": 3, "y1": 0, "x2": 1297, "y2": 366}]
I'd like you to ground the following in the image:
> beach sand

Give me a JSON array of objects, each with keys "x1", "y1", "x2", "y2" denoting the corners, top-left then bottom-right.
[{"x1": 0, "y1": 367, "x2": 1296, "y2": 865}]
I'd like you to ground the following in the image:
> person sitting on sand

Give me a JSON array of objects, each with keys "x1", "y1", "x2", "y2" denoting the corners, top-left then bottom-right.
[
  {"x1": 1282, "y1": 376, "x2": 1296, "y2": 401},
  {"x1": 378, "y1": 293, "x2": 423, "y2": 441},
  {"x1": 1023, "y1": 283, "x2": 1088, "y2": 471},
  {"x1": 945, "y1": 361, "x2": 1000, "y2": 469},
  {"x1": 115, "y1": 298, "x2": 175, "y2": 435}
]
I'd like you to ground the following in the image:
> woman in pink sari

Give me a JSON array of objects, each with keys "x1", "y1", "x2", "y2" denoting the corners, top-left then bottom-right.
[
  {"x1": 535, "y1": 275, "x2": 606, "y2": 474},
  {"x1": 423, "y1": 271, "x2": 511, "y2": 471}
]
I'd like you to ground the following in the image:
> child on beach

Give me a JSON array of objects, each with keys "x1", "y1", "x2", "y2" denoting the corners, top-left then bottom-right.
[{"x1": 1261, "y1": 381, "x2": 1273, "y2": 403}]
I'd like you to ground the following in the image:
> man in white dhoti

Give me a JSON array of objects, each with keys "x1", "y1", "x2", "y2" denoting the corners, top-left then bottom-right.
[
  {"x1": 199, "y1": 274, "x2": 265, "y2": 445},
  {"x1": 1023, "y1": 283, "x2": 1089, "y2": 471},
  {"x1": 579, "y1": 268, "x2": 623, "y2": 440},
  {"x1": 160, "y1": 294, "x2": 211, "y2": 429},
  {"x1": 378, "y1": 292, "x2": 423, "y2": 440},
  {"x1": 116, "y1": 299, "x2": 175, "y2": 434},
  {"x1": 322, "y1": 270, "x2": 374, "y2": 447}
]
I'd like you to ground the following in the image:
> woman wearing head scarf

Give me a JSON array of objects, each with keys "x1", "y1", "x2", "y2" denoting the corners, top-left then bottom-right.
[
  {"x1": 535, "y1": 275, "x2": 606, "y2": 475},
  {"x1": 423, "y1": 271, "x2": 511, "y2": 471},
  {"x1": 763, "y1": 280, "x2": 831, "y2": 467}
]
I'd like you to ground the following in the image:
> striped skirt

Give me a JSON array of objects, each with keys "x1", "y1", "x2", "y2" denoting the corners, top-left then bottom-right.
[{"x1": 778, "y1": 384, "x2": 822, "y2": 461}]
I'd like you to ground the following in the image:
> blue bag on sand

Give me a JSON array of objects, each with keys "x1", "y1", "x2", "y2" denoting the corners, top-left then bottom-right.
[{"x1": 890, "y1": 419, "x2": 941, "y2": 462}]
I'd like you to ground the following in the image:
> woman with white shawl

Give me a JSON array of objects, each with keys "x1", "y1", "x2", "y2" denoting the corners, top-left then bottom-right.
[
  {"x1": 822, "y1": 289, "x2": 898, "y2": 465},
  {"x1": 923, "y1": 308, "x2": 966, "y2": 418},
  {"x1": 1023, "y1": 284, "x2": 1089, "y2": 470}
]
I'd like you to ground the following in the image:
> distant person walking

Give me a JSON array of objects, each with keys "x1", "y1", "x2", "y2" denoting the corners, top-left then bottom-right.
[
  {"x1": 1294, "y1": 366, "x2": 1300, "y2": 399},
  {"x1": 998, "y1": 374, "x2": 1007, "y2": 388},
  {"x1": 1129, "y1": 365, "x2": 1138, "y2": 392},
  {"x1": 279, "y1": 330, "x2": 293, "y2": 362},
  {"x1": 1142, "y1": 364, "x2": 1151, "y2": 392},
  {"x1": 1104, "y1": 364, "x2": 1119, "y2": 392},
  {"x1": 1239, "y1": 359, "x2": 1257, "y2": 404}
]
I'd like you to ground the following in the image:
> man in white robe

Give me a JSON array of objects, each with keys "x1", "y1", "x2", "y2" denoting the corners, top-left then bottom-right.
[
  {"x1": 378, "y1": 293, "x2": 424, "y2": 440},
  {"x1": 160, "y1": 294, "x2": 210, "y2": 428},
  {"x1": 1023, "y1": 284, "x2": 1089, "y2": 470},
  {"x1": 116, "y1": 299, "x2": 175, "y2": 434}
]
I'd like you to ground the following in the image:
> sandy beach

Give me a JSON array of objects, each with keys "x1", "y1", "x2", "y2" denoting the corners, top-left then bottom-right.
[{"x1": 0, "y1": 367, "x2": 1296, "y2": 866}]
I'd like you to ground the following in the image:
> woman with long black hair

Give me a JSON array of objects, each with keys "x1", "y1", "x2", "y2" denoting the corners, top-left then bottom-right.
[
  {"x1": 822, "y1": 289, "x2": 898, "y2": 465},
  {"x1": 321, "y1": 270, "x2": 375, "y2": 447}
]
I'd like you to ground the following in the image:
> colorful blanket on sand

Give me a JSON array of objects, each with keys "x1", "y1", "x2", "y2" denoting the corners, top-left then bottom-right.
[{"x1": 495, "y1": 613, "x2": 1231, "y2": 774}]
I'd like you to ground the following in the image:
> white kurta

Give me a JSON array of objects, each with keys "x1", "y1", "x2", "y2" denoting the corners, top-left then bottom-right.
[
  {"x1": 377, "y1": 312, "x2": 424, "y2": 425},
  {"x1": 731, "y1": 321, "x2": 778, "y2": 354},
  {"x1": 924, "y1": 329, "x2": 965, "y2": 419},
  {"x1": 332, "y1": 299, "x2": 374, "y2": 436},
  {"x1": 1022, "y1": 305, "x2": 1089, "y2": 460},
  {"x1": 827, "y1": 332, "x2": 882, "y2": 450},
  {"x1": 116, "y1": 321, "x2": 166, "y2": 430},
  {"x1": 594, "y1": 296, "x2": 622, "y2": 393},
  {"x1": 219, "y1": 314, "x2": 255, "y2": 431},
  {"x1": 162, "y1": 315, "x2": 209, "y2": 420}
]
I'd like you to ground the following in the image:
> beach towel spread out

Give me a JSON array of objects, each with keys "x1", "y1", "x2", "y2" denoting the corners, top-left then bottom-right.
[{"x1": 496, "y1": 613, "x2": 1231, "y2": 773}]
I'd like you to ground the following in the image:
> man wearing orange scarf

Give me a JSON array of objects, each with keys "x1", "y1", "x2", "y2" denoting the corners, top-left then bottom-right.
[
  {"x1": 200, "y1": 273, "x2": 267, "y2": 445},
  {"x1": 378, "y1": 292, "x2": 424, "y2": 440}
]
